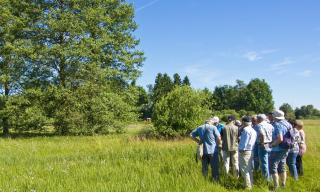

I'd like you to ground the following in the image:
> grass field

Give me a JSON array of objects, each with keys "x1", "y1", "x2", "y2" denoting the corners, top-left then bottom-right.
[{"x1": 0, "y1": 120, "x2": 319, "y2": 191}]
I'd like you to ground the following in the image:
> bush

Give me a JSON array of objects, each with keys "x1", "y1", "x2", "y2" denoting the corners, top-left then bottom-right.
[
  {"x1": 153, "y1": 86, "x2": 211, "y2": 137},
  {"x1": 44, "y1": 85, "x2": 137, "y2": 135},
  {"x1": 0, "y1": 89, "x2": 48, "y2": 132},
  {"x1": 213, "y1": 109, "x2": 240, "y2": 123}
]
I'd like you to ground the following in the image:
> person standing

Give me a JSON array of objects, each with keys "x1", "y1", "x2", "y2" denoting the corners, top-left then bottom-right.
[
  {"x1": 257, "y1": 114, "x2": 274, "y2": 180},
  {"x1": 221, "y1": 115, "x2": 239, "y2": 177},
  {"x1": 269, "y1": 110, "x2": 292, "y2": 189},
  {"x1": 190, "y1": 119, "x2": 222, "y2": 181},
  {"x1": 252, "y1": 115, "x2": 260, "y2": 172},
  {"x1": 238, "y1": 116, "x2": 257, "y2": 190},
  {"x1": 286, "y1": 121, "x2": 301, "y2": 180},
  {"x1": 295, "y1": 120, "x2": 306, "y2": 176},
  {"x1": 212, "y1": 116, "x2": 224, "y2": 170}
]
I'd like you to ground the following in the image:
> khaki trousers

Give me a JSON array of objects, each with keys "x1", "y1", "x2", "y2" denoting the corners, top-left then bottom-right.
[
  {"x1": 239, "y1": 150, "x2": 253, "y2": 189},
  {"x1": 222, "y1": 150, "x2": 239, "y2": 176}
]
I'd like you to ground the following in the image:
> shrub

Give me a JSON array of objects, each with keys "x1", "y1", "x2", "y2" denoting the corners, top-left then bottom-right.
[
  {"x1": 153, "y1": 86, "x2": 211, "y2": 137},
  {"x1": 1, "y1": 89, "x2": 48, "y2": 132}
]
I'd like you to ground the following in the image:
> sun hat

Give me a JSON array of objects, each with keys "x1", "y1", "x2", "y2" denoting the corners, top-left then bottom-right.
[
  {"x1": 257, "y1": 114, "x2": 267, "y2": 121},
  {"x1": 272, "y1": 110, "x2": 285, "y2": 120},
  {"x1": 211, "y1": 116, "x2": 220, "y2": 123}
]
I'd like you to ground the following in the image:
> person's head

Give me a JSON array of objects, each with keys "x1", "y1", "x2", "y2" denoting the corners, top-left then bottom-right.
[
  {"x1": 251, "y1": 115, "x2": 258, "y2": 125},
  {"x1": 257, "y1": 114, "x2": 267, "y2": 124},
  {"x1": 267, "y1": 112, "x2": 274, "y2": 122},
  {"x1": 211, "y1": 116, "x2": 220, "y2": 125},
  {"x1": 242, "y1": 116, "x2": 252, "y2": 127},
  {"x1": 235, "y1": 120, "x2": 242, "y2": 127},
  {"x1": 272, "y1": 110, "x2": 285, "y2": 122},
  {"x1": 227, "y1": 115, "x2": 236, "y2": 123},
  {"x1": 295, "y1": 120, "x2": 304, "y2": 130},
  {"x1": 205, "y1": 118, "x2": 214, "y2": 125}
]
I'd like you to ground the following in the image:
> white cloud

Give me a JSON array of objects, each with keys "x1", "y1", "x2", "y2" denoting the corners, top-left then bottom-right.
[
  {"x1": 136, "y1": 0, "x2": 161, "y2": 12},
  {"x1": 297, "y1": 70, "x2": 312, "y2": 77},
  {"x1": 270, "y1": 57, "x2": 294, "y2": 71},
  {"x1": 243, "y1": 49, "x2": 278, "y2": 62},
  {"x1": 180, "y1": 57, "x2": 227, "y2": 89},
  {"x1": 243, "y1": 51, "x2": 262, "y2": 61}
]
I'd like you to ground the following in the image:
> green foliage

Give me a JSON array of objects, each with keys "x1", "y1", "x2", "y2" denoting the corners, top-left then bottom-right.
[
  {"x1": 213, "y1": 109, "x2": 240, "y2": 122},
  {"x1": 245, "y1": 78, "x2": 274, "y2": 113},
  {"x1": 182, "y1": 76, "x2": 191, "y2": 86},
  {"x1": 212, "y1": 79, "x2": 274, "y2": 114},
  {"x1": 280, "y1": 103, "x2": 296, "y2": 120},
  {"x1": 43, "y1": 85, "x2": 137, "y2": 135},
  {"x1": 295, "y1": 105, "x2": 320, "y2": 119},
  {"x1": 152, "y1": 73, "x2": 174, "y2": 105},
  {"x1": 0, "y1": 0, "x2": 144, "y2": 135},
  {"x1": 173, "y1": 73, "x2": 182, "y2": 86},
  {"x1": 153, "y1": 86, "x2": 211, "y2": 137},
  {"x1": 0, "y1": 89, "x2": 47, "y2": 132}
]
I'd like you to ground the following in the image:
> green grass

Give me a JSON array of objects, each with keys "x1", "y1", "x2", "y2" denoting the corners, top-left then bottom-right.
[{"x1": 0, "y1": 121, "x2": 319, "y2": 191}]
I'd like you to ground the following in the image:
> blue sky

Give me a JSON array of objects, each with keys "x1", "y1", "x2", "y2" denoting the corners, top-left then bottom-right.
[{"x1": 128, "y1": 0, "x2": 320, "y2": 109}]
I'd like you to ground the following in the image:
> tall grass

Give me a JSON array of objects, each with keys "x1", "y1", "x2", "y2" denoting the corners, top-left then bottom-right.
[{"x1": 0, "y1": 121, "x2": 319, "y2": 191}]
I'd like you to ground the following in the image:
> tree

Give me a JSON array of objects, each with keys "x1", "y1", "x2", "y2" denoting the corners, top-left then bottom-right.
[
  {"x1": 245, "y1": 78, "x2": 274, "y2": 113},
  {"x1": 152, "y1": 73, "x2": 174, "y2": 105},
  {"x1": 0, "y1": 0, "x2": 41, "y2": 135},
  {"x1": 212, "y1": 85, "x2": 237, "y2": 111},
  {"x1": 279, "y1": 103, "x2": 295, "y2": 120},
  {"x1": 173, "y1": 73, "x2": 182, "y2": 86},
  {"x1": 0, "y1": 0, "x2": 144, "y2": 135},
  {"x1": 182, "y1": 76, "x2": 191, "y2": 86},
  {"x1": 153, "y1": 86, "x2": 211, "y2": 137},
  {"x1": 295, "y1": 105, "x2": 320, "y2": 119}
]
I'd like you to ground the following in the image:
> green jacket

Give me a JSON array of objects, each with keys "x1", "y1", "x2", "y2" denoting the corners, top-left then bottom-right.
[{"x1": 222, "y1": 122, "x2": 239, "y2": 151}]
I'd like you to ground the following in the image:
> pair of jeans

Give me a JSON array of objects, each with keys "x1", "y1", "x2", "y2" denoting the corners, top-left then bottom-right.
[
  {"x1": 258, "y1": 144, "x2": 271, "y2": 180},
  {"x1": 296, "y1": 154, "x2": 304, "y2": 176},
  {"x1": 269, "y1": 150, "x2": 289, "y2": 175},
  {"x1": 253, "y1": 144, "x2": 260, "y2": 171},
  {"x1": 239, "y1": 150, "x2": 254, "y2": 189},
  {"x1": 202, "y1": 150, "x2": 219, "y2": 181},
  {"x1": 286, "y1": 151, "x2": 299, "y2": 180}
]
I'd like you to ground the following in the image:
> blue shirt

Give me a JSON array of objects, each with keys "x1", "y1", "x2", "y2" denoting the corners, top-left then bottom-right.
[
  {"x1": 271, "y1": 120, "x2": 292, "y2": 152},
  {"x1": 191, "y1": 124, "x2": 221, "y2": 154},
  {"x1": 239, "y1": 125, "x2": 257, "y2": 151},
  {"x1": 216, "y1": 123, "x2": 224, "y2": 134},
  {"x1": 253, "y1": 124, "x2": 261, "y2": 144}
]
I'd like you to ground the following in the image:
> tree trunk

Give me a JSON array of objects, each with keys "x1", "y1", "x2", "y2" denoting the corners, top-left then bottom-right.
[{"x1": 2, "y1": 82, "x2": 10, "y2": 137}]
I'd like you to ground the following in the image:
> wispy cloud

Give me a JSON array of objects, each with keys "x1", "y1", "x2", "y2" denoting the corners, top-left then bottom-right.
[
  {"x1": 243, "y1": 51, "x2": 262, "y2": 61},
  {"x1": 136, "y1": 0, "x2": 161, "y2": 12},
  {"x1": 243, "y1": 49, "x2": 278, "y2": 62},
  {"x1": 297, "y1": 70, "x2": 312, "y2": 77},
  {"x1": 180, "y1": 57, "x2": 228, "y2": 88},
  {"x1": 270, "y1": 57, "x2": 294, "y2": 74}
]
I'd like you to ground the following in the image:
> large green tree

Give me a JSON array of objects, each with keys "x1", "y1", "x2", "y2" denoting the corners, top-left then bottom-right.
[
  {"x1": 0, "y1": 0, "x2": 41, "y2": 135},
  {"x1": 245, "y1": 78, "x2": 274, "y2": 113},
  {"x1": 0, "y1": 0, "x2": 144, "y2": 135}
]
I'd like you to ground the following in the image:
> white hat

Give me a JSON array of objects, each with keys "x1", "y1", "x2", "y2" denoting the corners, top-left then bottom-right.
[
  {"x1": 257, "y1": 114, "x2": 267, "y2": 121},
  {"x1": 273, "y1": 110, "x2": 285, "y2": 120},
  {"x1": 211, "y1": 116, "x2": 219, "y2": 123}
]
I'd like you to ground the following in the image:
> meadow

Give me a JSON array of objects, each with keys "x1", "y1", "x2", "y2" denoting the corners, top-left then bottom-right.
[{"x1": 0, "y1": 120, "x2": 319, "y2": 192}]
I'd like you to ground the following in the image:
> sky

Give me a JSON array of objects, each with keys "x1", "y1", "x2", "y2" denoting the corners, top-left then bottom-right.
[{"x1": 128, "y1": 0, "x2": 320, "y2": 109}]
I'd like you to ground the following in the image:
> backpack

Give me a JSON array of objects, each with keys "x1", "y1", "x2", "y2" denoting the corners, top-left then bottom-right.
[{"x1": 279, "y1": 122, "x2": 295, "y2": 149}]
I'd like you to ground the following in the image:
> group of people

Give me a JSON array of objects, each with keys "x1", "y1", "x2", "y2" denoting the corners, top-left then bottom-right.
[{"x1": 190, "y1": 110, "x2": 307, "y2": 190}]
